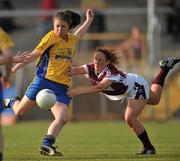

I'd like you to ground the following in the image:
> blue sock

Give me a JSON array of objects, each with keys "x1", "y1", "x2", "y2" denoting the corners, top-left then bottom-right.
[
  {"x1": 43, "y1": 135, "x2": 55, "y2": 147},
  {"x1": 9, "y1": 100, "x2": 17, "y2": 108}
]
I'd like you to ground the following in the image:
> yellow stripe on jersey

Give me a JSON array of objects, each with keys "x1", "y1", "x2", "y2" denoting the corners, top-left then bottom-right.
[
  {"x1": 35, "y1": 30, "x2": 77, "y2": 86},
  {"x1": 0, "y1": 27, "x2": 14, "y2": 49}
]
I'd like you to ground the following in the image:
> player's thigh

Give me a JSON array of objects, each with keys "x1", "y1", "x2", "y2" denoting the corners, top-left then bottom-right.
[
  {"x1": 125, "y1": 99, "x2": 147, "y2": 118},
  {"x1": 16, "y1": 95, "x2": 37, "y2": 113}
]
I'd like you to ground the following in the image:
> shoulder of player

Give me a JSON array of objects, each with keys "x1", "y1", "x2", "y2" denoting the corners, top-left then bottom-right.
[
  {"x1": 67, "y1": 33, "x2": 76, "y2": 41},
  {"x1": 106, "y1": 64, "x2": 118, "y2": 72},
  {"x1": 41, "y1": 30, "x2": 54, "y2": 42}
]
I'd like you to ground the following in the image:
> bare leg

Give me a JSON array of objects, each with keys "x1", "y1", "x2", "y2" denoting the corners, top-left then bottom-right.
[
  {"x1": 147, "y1": 84, "x2": 162, "y2": 105},
  {"x1": 125, "y1": 99, "x2": 155, "y2": 154},
  {"x1": 147, "y1": 62, "x2": 177, "y2": 105},
  {"x1": 40, "y1": 102, "x2": 68, "y2": 156},
  {"x1": 47, "y1": 102, "x2": 69, "y2": 138},
  {"x1": 125, "y1": 99, "x2": 147, "y2": 135},
  {"x1": 11, "y1": 95, "x2": 37, "y2": 116},
  {"x1": 147, "y1": 57, "x2": 180, "y2": 105}
]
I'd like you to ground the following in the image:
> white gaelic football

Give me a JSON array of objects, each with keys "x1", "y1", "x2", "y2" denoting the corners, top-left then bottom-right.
[{"x1": 36, "y1": 89, "x2": 56, "y2": 110}]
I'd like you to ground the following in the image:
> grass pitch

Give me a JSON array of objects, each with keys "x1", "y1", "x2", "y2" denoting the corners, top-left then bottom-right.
[{"x1": 3, "y1": 120, "x2": 180, "y2": 161}]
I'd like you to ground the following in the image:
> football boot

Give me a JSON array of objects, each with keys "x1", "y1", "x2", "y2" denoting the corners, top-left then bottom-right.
[
  {"x1": 137, "y1": 145, "x2": 156, "y2": 155},
  {"x1": 39, "y1": 145, "x2": 63, "y2": 156},
  {"x1": 159, "y1": 57, "x2": 180, "y2": 69}
]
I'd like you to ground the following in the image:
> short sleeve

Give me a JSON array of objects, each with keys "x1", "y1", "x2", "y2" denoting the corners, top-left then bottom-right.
[
  {"x1": 82, "y1": 63, "x2": 94, "y2": 78},
  {"x1": 35, "y1": 31, "x2": 54, "y2": 54},
  {"x1": 82, "y1": 64, "x2": 89, "y2": 73}
]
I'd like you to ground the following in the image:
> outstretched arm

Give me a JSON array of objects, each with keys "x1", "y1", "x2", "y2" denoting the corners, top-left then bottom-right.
[
  {"x1": 69, "y1": 66, "x2": 87, "y2": 76},
  {"x1": 75, "y1": 9, "x2": 94, "y2": 42},
  {"x1": 11, "y1": 49, "x2": 41, "y2": 73},
  {"x1": 0, "y1": 49, "x2": 31, "y2": 65},
  {"x1": 67, "y1": 79, "x2": 113, "y2": 96}
]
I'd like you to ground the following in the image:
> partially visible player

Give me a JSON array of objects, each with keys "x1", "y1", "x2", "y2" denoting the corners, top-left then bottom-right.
[
  {"x1": 0, "y1": 27, "x2": 30, "y2": 161},
  {"x1": 67, "y1": 46, "x2": 180, "y2": 155},
  {"x1": 4, "y1": 9, "x2": 94, "y2": 156}
]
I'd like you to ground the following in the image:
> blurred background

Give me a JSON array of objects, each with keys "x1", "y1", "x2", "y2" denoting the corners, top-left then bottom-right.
[{"x1": 0, "y1": 0, "x2": 180, "y2": 124}]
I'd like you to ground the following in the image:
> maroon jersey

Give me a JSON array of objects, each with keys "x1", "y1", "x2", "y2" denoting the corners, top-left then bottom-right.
[
  {"x1": 83, "y1": 63, "x2": 149, "y2": 101},
  {"x1": 84, "y1": 63, "x2": 128, "y2": 95}
]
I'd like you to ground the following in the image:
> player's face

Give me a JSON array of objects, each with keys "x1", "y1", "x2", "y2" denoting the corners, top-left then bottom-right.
[
  {"x1": 93, "y1": 52, "x2": 110, "y2": 74},
  {"x1": 54, "y1": 18, "x2": 69, "y2": 38}
]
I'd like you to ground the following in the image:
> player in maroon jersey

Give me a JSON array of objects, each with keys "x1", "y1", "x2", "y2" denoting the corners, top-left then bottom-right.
[{"x1": 67, "y1": 46, "x2": 180, "y2": 155}]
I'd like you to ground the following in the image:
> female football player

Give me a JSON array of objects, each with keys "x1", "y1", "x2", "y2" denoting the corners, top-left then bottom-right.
[
  {"x1": 5, "y1": 9, "x2": 94, "y2": 156},
  {"x1": 67, "y1": 46, "x2": 180, "y2": 155},
  {"x1": 0, "y1": 27, "x2": 30, "y2": 161}
]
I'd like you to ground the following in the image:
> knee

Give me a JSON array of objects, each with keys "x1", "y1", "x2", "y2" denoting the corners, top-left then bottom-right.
[
  {"x1": 61, "y1": 118, "x2": 68, "y2": 126},
  {"x1": 149, "y1": 90, "x2": 161, "y2": 105},
  {"x1": 56, "y1": 117, "x2": 68, "y2": 126},
  {"x1": 150, "y1": 98, "x2": 160, "y2": 105},
  {"x1": 125, "y1": 115, "x2": 136, "y2": 128},
  {"x1": 14, "y1": 109, "x2": 24, "y2": 117}
]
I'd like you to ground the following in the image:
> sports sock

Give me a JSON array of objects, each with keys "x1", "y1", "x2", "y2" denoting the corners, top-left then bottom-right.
[
  {"x1": 43, "y1": 135, "x2": 55, "y2": 147},
  {"x1": 152, "y1": 68, "x2": 170, "y2": 87},
  {"x1": 138, "y1": 130, "x2": 153, "y2": 148},
  {"x1": 9, "y1": 100, "x2": 17, "y2": 108}
]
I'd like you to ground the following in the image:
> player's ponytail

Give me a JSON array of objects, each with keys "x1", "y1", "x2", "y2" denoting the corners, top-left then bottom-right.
[
  {"x1": 54, "y1": 10, "x2": 81, "y2": 29},
  {"x1": 65, "y1": 10, "x2": 81, "y2": 29}
]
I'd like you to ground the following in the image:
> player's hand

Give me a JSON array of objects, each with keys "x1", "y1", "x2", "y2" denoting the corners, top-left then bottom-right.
[
  {"x1": 67, "y1": 88, "x2": 81, "y2": 97},
  {"x1": 13, "y1": 51, "x2": 31, "y2": 63},
  {"x1": 86, "y1": 9, "x2": 94, "y2": 21}
]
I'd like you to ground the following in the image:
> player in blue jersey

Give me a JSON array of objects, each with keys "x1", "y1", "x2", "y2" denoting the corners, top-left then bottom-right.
[{"x1": 4, "y1": 9, "x2": 94, "y2": 156}]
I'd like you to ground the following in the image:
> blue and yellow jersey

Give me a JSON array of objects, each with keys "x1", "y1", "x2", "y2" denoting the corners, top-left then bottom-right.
[
  {"x1": 0, "y1": 27, "x2": 14, "y2": 50},
  {"x1": 35, "y1": 30, "x2": 77, "y2": 86}
]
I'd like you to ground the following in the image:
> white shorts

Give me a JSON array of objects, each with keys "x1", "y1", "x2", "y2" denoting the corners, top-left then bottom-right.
[
  {"x1": 128, "y1": 81, "x2": 149, "y2": 100},
  {"x1": 103, "y1": 74, "x2": 149, "y2": 102}
]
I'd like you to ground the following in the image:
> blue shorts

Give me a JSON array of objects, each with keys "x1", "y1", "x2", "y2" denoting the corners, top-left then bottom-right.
[
  {"x1": 0, "y1": 82, "x2": 4, "y2": 113},
  {"x1": 25, "y1": 77, "x2": 71, "y2": 106}
]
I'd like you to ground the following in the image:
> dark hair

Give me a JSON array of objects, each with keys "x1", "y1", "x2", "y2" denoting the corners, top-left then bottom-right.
[
  {"x1": 95, "y1": 46, "x2": 119, "y2": 64},
  {"x1": 54, "y1": 10, "x2": 81, "y2": 29}
]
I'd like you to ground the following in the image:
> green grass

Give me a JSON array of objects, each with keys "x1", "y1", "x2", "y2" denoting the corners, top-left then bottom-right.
[{"x1": 2, "y1": 120, "x2": 180, "y2": 161}]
